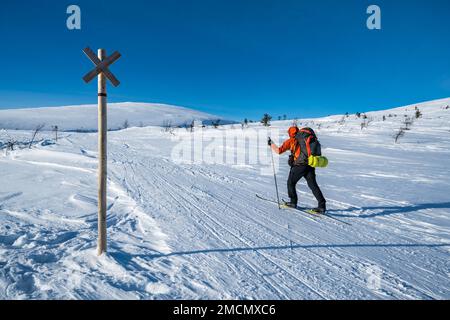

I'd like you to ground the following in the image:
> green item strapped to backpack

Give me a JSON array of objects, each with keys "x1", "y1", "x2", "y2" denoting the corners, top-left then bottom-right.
[
  {"x1": 308, "y1": 155, "x2": 329, "y2": 168},
  {"x1": 295, "y1": 127, "x2": 329, "y2": 168}
]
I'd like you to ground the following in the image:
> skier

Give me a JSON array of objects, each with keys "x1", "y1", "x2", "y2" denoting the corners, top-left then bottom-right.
[{"x1": 268, "y1": 126, "x2": 327, "y2": 213}]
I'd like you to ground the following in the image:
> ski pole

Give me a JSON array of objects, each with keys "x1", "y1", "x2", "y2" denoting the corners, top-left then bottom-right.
[{"x1": 269, "y1": 138, "x2": 281, "y2": 209}]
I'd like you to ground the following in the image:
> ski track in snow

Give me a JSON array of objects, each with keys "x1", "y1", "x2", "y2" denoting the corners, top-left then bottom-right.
[{"x1": 1, "y1": 98, "x2": 450, "y2": 299}]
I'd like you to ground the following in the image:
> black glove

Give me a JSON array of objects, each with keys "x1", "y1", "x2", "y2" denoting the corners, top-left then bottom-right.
[{"x1": 268, "y1": 137, "x2": 272, "y2": 146}]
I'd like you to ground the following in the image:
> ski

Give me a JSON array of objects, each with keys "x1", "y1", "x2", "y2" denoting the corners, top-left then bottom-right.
[
  {"x1": 305, "y1": 209, "x2": 351, "y2": 226},
  {"x1": 281, "y1": 198, "x2": 352, "y2": 226},
  {"x1": 256, "y1": 194, "x2": 321, "y2": 222},
  {"x1": 257, "y1": 194, "x2": 351, "y2": 226}
]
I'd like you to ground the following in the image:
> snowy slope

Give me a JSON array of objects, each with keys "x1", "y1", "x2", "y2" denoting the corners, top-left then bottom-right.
[
  {"x1": 0, "y1": 102, "x2": 229, "y2": 131},
  {"x1": 0, "y1": 98, "x2": 449, "y2": 299}
]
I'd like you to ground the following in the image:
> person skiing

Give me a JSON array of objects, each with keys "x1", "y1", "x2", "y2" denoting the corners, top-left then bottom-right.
[{"x1": 268, "y1": 126, "x2": 327, "y2": 213}]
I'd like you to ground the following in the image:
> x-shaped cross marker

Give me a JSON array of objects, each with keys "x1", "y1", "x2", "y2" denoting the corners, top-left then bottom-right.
[{"x1": 82, "y1": 47, "x2": 121, "y2": 87}]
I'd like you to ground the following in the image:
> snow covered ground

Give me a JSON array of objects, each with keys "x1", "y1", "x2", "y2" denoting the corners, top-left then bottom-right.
[{"x1": 0, "y1": 98, "x2": 449, "y2": 299}]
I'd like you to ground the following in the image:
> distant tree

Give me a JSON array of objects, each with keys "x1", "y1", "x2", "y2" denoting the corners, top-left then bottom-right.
[
  {"x1": 382, "y1": 115, "x2": 386, "y2": 121},
  {"x1": 242, "y1": 118, "x2": 249, "y2": 129},
  {"x1": 415, "y1": 109, "x2": 422, "y2": 119},
  {"x1": 123, "y1": 119, "x2": 129, "y2": 129},
  {"x1": 261, "y1": 114, "x2": 272, "y2": 127},
  {"x1": 283, "y1": 114, "x2": 287, "y2": 121},
  {"x1": 356, "y1": 112, "x2": 361, "y2": 118},
  {"x1": 278, "y1": 116, "x2": 281, "y2": 121}
]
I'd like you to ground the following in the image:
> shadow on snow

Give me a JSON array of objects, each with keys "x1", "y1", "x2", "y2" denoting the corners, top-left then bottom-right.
[
  {"x1": 327, "y1": 202, "x2": 450, "y2": 219},
  {"x1": 144, "y1": 242, "x2": 450, "y2": 260}
]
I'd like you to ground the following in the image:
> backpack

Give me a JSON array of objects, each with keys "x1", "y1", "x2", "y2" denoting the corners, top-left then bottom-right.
[{"x1": 292, "y1": 127, "x2": 327, "y2": 168}]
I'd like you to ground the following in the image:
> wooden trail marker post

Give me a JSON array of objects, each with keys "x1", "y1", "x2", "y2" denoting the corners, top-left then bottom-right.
[{"x1": 82, "y1": 47, "x2": 121, "y2": 255}]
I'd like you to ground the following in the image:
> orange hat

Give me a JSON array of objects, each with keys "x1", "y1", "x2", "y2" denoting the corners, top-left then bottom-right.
[{"x1": 288, "y1": 126, "x2": 299, "y2": 138}]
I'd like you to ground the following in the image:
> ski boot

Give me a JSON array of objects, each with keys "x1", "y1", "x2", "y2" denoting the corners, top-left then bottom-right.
[
  {"x1": 283, "y1": 202, "x2": 298, "y2": 209},
  {"x1": 309, "y1": 207, "x2": 326, "y2": 214}
]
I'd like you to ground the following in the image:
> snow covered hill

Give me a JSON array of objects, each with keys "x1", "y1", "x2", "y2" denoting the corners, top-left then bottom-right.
[
  {"x1": 0, "y1": 102, "x2": 230, "y2": 131},
  {"x1": 0, "y1": 98, "x2": 449, "y2": 299}
]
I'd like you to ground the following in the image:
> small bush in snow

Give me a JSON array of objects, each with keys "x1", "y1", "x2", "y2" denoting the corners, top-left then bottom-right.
[
  {"x1": 0, "y1": 130, "x2": 16, "y2": 151},
  {"x1": 403, "y1": 116, "x2": 414, "y2": 130},
  {"x1": 162, "y1": 120, "x2": 175, "y2": 135},
  {"x1": 394, "y1": 128, "x2": 405, "y2": 143},
  {"x1": 29, "y1": 124, "x2": 45, "y2": 149},
  {"x1": 360, "y1": 117, "x2": 373, "y2": 130}
]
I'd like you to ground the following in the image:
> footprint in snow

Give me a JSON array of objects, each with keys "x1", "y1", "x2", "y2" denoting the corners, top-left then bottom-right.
[{"x1": 28, "y1": 252, "x2": 58, "y2": 264}]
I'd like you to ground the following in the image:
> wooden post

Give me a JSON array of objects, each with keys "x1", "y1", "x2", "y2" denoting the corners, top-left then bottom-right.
[
  {"x1": 97, "y1": 48, "x2": 107, "y2": 255},
  {"x1": 54, "y1": 126, "x2": 58, "y2": 142},
  {"x1": 82, "y1": 46, "x2": 120, "y2": 256}
]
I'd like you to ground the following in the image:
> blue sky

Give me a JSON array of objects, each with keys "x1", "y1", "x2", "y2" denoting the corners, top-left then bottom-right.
[{"x1": 0, "y1": 0, "x2": 449, "y2": 120}]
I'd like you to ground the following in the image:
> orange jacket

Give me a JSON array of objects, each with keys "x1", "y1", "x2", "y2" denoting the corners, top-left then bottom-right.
[{"x1": 271, "y1": 138, "x2": 301, "y2": 160}]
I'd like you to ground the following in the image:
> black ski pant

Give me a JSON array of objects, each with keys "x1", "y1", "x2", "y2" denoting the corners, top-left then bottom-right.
[{"x1": 287, "y1": 165, "x2": 326, "y2": 209}]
